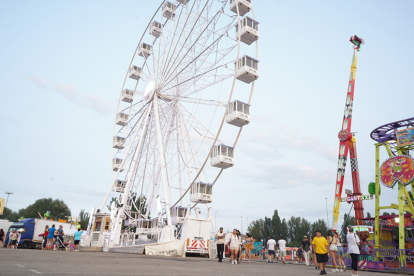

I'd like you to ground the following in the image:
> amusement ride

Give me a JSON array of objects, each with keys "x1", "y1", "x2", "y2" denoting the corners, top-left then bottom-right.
[{"x1": 84, "y1": 0, "x2": 259, "y2": 255}]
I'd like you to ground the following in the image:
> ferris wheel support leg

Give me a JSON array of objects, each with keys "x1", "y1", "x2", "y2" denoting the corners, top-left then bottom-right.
[
  {"x1": 153, "y1": 94, "x2": 172, "y2": 227},
  {"x1": 112, "y1": 103, "x2": 153, "y2": 247},
  {"x1": 177, "y1": 109, "x2": 195, "y2": 185}
]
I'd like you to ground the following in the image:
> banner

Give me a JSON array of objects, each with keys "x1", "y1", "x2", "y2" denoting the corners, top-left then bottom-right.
[
  {"x1": 396, "y1": 127, "x2": 414, "y2": 147},
  {"x1": 0, "y1": 198, "x2": 5, "y2": 215},
  {"x1": 145, "y1": 240, "x2": 186, "y2": 257},
  {"x1": 380, "y1": 155, "x2": 414, "y2": 188}
]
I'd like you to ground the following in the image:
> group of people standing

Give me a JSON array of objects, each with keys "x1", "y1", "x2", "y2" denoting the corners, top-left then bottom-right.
[
  {"x1": 0, "y1": 228, "x2": 20, "y2": 249},
  {"x1": 215, "y1": 228, "x2": 256, "y2": 264}
]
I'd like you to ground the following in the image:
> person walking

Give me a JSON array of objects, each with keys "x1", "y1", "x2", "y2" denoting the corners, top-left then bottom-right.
[
  {"x1": 266, "y1": 236, "x2": 277, "y2": 263},
  {"x1": 42, "y1": 225, "x2": 49, "y2": 250},
  {"x1": 47, "y1": 224, "x2": 56, "y2": 250},
  {"x1": 10, "y1": 230, "x2": 18, "y2": 249},
  {"x1": 346, "y1": 226, "x2": 360, "y2": 276},
  {"x1": 298, "y1": 246, "x2": 303, "y2": 263},
  {"x1": 57, "y1": 225, "x2": 64, "y2": 236},
  {"x1": 245, "y1": 233, "x2": 255, "y2": 263},
  {"x1": 215, "y1": 227, "x2": 225, "y2": 262},
  {"x1": 302, "y1": 236, "x2": 311, "y2": 265},
  {"x1": 312, "y1": 230, "x2": 329, "y2": 275},
  {"x1": 0, "y1": 229, "x2": 4, "y2": 248},
  {"x1": 335, "y1": 232, "x2": 346, "y2": 272},
  {"x1": 327, "y1": 231, "x2": 338, "y2": 272},
  {"x1": 278, "y1": 236, "x2": 287, "y2": 264},
  {"x1": 73, "y1": 228, "x2": 83, "y2": 251},
  {"x1": 229, "y1": 229, "x2": 241, "y2": 264}
]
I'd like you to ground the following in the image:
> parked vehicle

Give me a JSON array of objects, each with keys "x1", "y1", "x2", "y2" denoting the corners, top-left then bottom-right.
[{"x1": 7, "y1": 218, "x2": 77, "y2": 249}]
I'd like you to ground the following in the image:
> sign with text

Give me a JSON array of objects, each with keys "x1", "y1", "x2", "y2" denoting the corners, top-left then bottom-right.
[
  {"x1": 396, "y1": 127, "x2": 414, "y2": 147},
  {"x1": 340, "y1": 195, "x2": 374, "y2": 203}
]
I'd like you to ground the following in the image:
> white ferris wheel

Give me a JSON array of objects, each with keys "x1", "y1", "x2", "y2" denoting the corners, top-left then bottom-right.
[{"x1": 99, "y1": 0, "x2": 259, "y2": 247}]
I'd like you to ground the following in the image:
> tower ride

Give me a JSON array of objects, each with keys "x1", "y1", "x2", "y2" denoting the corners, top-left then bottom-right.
[{"x1": 332, "y1": 35, "x2": 365, "y2": 230}]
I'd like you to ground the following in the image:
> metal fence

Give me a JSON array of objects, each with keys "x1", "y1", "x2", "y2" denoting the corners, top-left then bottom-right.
[{"x1": 326, "y1": 247, "x2": 414, "y2": 272}]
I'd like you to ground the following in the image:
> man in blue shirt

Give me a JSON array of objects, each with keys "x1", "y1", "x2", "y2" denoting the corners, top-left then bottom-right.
[
  {"x1": 73, "y1": 228, "x2": 83, "y2": 251},
  {"x1": 47, "y1": 224, "x2": 56, "y2": 250}
]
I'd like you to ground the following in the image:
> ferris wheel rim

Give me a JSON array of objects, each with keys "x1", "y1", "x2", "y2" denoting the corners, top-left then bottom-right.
[{"x1": 103, "y1": 0, "x2": 259, "y2": 221}]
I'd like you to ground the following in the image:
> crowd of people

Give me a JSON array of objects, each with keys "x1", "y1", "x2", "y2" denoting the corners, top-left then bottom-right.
[
  {"x1": 215, "y1": 226, "x2": 362, "y2": 276},
  {"x1": 0, "y1": 225, "x2": 84, "y2": 251}
]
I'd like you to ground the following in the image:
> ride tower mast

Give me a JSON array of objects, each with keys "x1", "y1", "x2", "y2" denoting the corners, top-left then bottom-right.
[{"x1": 332, "y1": 35, "x2": 365, "y2": 230}]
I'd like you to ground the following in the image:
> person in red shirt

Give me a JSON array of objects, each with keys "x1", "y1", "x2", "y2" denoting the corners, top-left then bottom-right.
[{"x1": 42, "y1": 225, "x2": 49, "y2": 250}]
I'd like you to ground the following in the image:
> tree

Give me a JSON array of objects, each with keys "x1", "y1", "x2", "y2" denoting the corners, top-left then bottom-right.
[
  {"x1": 271, "y1": 210, "x2": 281, "y2": 241},
  {"x1": 18, "y1": 198, "x2": 71, "y2": 221},
  {"x1": 287, "y1": 216, "x2": 312, "y2": 247},
  {"x1": 247, "y1": 219, "x2": 265, "y2": 241},
  {"x1": 79, "y1": 209, "x2": 90, "y2": 229},
  {"x1": 311, "y1": 219, "x2": 328, "y2": 238},
  {"x1": 0, "y1": 207, "x2": 19, "y2": 221},
  {"x1": 280, "y1": 218, "x2": 288, "y2": 242}
]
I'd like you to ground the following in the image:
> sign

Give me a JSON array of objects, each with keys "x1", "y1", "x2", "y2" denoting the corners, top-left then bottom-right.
[
  {"x1": 396, "y1": 127, "x2": 414, "y2": 147},
  {"x1": 380, "y1": 155, "x2": 414, "y2": 188},
  {"x1": 145, "y1": 240, "x2": 186, "y2": 257},
  {"x1": 338, "y1": 129, "x2": 349, "y2": 141},
  {"x1": 347, "y1": 225, "x2": 373, "y2": 234},
  {"x1": 0, "y1": 198, "x2": 5, "y2": 215},
  {"x1": 340, "y1": 195, "x2": 374, "y2": 202},
  {"x1": 386, "y1": 217, "x2": 413, "y2": 227}
]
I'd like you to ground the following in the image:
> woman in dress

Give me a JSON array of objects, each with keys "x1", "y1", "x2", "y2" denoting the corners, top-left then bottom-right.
[
  {"x1": 335, "y1": 232, "x2": 346, "y2": 272},
  {"x1": 245, "y1": 233, "x2": 255, "y2": 263},
  {"x1": 327, "y1": 231, "x2": 338, "y2": 272},
  {"x1": 229, "y1": 229, "x2": 241, "y2": 264}
]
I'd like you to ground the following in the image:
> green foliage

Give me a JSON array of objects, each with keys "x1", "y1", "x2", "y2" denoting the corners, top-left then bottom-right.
[
  {"x1": 18, "y1": 198, "x2": 71, "y2": 221},
  {"x1": 288, "y1": 216, "x2": 311, "y2": 247},
  {"x1": 310, "y1": 219, "x2": 328, "y2": 238},
  {"x1": 247, "y1": 218, "x2": 265, "y2": 241},
  {"x1": 0, "y1": 207, "x2": 19, "y2": 221},
  {"x1": 280, "y1": 218, "x2": 288, "y2": 241},
  {"x1": 78, "y1": 209, "x2": 90, "y2": 230},
  {"x1": 340, "y1": 213, "x2": 355, "y2": 243},
  {"x1": 271, "y1": 210, "x2": 281, "y2": 241}
]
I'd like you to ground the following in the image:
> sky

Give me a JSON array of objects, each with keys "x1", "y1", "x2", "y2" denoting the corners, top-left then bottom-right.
[{"x1": 1, "y1": 0, "x2": 414, "y2": 234}]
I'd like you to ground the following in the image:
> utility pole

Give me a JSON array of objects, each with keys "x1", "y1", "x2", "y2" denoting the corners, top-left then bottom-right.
[{"x1": 5, "y1": 192, "x2": 13, "y2": 208}]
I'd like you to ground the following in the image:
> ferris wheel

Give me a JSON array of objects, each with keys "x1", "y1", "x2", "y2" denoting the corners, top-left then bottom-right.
[{"x1": 99, "y1": 0, "x2": 259, "y2": 246}]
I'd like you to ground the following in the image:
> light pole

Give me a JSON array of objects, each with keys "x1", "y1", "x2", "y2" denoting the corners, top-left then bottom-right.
[
  {"x1": 215, "y1": 212, "x2": 217, "y2": 230},
  {"x1": 5, "y1": 191, "x2": 13, "y2": 208}
]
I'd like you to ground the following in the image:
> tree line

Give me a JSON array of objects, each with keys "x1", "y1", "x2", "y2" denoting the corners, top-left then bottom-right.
[{"x1": 1, "y1": 197, "x2": 90, "y2": 229}]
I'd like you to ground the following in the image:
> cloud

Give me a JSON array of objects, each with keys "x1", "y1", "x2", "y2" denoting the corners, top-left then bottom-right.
[
  {"x1": 0, "y1": 114, "x2": 21, "y2": 123},
  {"x1": 24, "y1": 75, "x2": 112, "y2": 114}
]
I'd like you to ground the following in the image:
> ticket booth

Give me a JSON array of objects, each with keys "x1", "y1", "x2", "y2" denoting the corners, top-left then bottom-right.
[{"x1": 91, "y1": 213, "x2": 111, "y2": 247}]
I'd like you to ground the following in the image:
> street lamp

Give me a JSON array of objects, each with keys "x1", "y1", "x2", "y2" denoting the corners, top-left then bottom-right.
[{"x1": 5, "y1": 191, "x2": 13, "y2": 208}]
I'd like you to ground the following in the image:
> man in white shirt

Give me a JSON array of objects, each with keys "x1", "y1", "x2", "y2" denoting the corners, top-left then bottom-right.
[
  {"x1": 266, "y1": 236, "x2": 277, "y2": 263},
  {"x1": 278, "y1": 236, "x2": 287, "y2": 264},
  {"x1": 215, "y1": 227, "x2": 225, "y2": 262}
]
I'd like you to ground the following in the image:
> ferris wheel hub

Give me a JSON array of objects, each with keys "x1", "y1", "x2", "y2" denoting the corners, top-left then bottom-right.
[{"x1": 143, "y1": 79, "x2": 157, "y2": 103}]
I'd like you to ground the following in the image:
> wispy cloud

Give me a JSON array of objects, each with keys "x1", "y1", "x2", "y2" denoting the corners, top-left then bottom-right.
[
  {"x1": 24, "y1": 75, "x2": 112, "y2": 114},
  {"x1": 0, "y1": 114, "x2": 21, "y2": 123}
]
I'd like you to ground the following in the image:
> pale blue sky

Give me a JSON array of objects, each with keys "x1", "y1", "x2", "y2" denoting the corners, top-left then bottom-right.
[{"x1": 1, "y1": 0, "x2": 414, "y2": 233}]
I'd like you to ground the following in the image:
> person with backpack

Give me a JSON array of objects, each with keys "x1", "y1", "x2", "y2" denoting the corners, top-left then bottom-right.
[
  {"x1": 302, "y1": 236, "x2": 311, "y2": 265},
  {"x1": 347, "y1": 226, "x2": 360, "y2": 276}
]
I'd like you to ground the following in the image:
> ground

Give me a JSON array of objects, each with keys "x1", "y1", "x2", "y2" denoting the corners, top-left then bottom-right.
[{"x1": 0, "y1": 249, "x2": 402, "y2": 275}]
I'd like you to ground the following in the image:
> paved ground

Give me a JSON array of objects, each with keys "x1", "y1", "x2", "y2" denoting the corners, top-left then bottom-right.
[{"x1": 0, "y1": 249, "x2": 402, "y2": 275}]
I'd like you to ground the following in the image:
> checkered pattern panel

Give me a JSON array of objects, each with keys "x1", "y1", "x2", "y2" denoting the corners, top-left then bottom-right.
[{"x1": 351, "y1": 158, "x2": 359, "y2": 172}]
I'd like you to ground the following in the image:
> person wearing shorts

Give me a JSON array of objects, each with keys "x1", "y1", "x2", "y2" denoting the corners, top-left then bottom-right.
[
  {"x1": 73, "y1": 228, "x2": 83, "y2": 251},
  {"x1": 267, "y1": 236, "x2": 276, "y2": 263},
  {"x1": 10, "y1": 230, "x2": 18, "y2": 249},
  {"x1": 278, "y1": 236, "x2": 287, "y2": 264},
  {"x1": 47, "y1": 224, "x2": 56, "y2": 250},
  {"x1": 312, "y1": 230, "x2": 329, "y2": 275}
]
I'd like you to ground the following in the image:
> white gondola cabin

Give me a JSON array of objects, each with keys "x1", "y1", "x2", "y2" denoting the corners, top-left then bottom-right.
[
  {"x1": 121, "y1": 89, "x2": 134, "y2": 103},
  {"x1": 149, "y1": 21, "x2": 163, "y2": 38},
  {"x1": 116, "y1": 112, "x2": 129, "y2": 126},
  {"x1": 229, "y1": 0, "x2": 251, "y2": 16},
  {"x1": 137, "y1": 43, "x2": 153, "y2": 58},
  {"x1": 176, "y1": 0, "x2": 190, "y2": 5},
  {"x1": 236, "y1": 55, "x2": 259, "y2": 83},
  {"x1": 162, "y1": 2, "x2": 177, "y2": 19},
  {"x1": 113, "y1": 136, "x2": 126, "y2": 149},
  {"x1": 236, "y1": 16, "x2": 259, "y2": 45},
  {"x1": 112, "y1": 158, "x2": 124, "y2": 172},
  {"x1": 171, "y1": 206, "x2": 187, "y2": 225},
  {"x1": 128, "y1": 65, "x2": 142, "y2": 80},
  {"x1": 190, "y1": 182, "x2": 213, "y2": 203},
  {"x1": 113, "y1": 180, "x2": 126, "y2": 193},
  {"x1": 210, "y1": 144, "x2": 234, "y2": 169},
  {"x1": 124, "y1": 198, "x2": 133, "y2": 212},
  {"x1": 226, "y1": 100, "x2": 250, "y2": 127}
]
